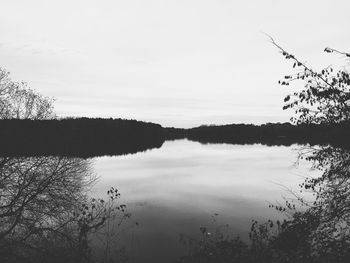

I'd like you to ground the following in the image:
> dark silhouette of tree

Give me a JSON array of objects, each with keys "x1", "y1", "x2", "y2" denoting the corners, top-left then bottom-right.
[
  {"x1": 0, "y1": 156, "x2": 130, "y2": 262},
  {"x1": 269, "y1": 37, "x2": 350, "y2": 124},
  {"x1": 185, "y1": 121, "x2": 350, "y2": 149},
  {"x1": 0, "y1": 118, "x2": 165, "y2": 157},
  {"x1": 0, "y1": 67, "x2": 55, "y2": 120},
  {"x1": 293, "y1": 146, "x2": 350, "y2": 259}
]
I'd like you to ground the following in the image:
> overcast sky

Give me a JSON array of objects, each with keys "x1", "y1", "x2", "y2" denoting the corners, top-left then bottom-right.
[{"x1": 0, "y1": 0, "x2": 349, "y2": 127}]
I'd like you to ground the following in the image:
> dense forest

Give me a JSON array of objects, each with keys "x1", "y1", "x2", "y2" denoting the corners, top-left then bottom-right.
[
  {"x1": 0, "y1": 118, "x2": 164, "y2": 157},
  {"x1": 185, "y1": 121, "x2": 350, "y2": 148},
  {"x1": 0, "y1": 118, "x2": 349, "y2": 157}
]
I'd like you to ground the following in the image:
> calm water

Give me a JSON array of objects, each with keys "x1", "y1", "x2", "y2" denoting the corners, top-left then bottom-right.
[{"x1": 88, "y1": 139, "x2": 319, "y2": 262}]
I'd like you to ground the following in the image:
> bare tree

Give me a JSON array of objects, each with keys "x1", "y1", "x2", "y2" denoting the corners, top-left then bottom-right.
[
  {"x1": 0, "y1": 67, "x2": 55, "y2": 120},
  {"x1": 0, "y1": 157, "x2": 129, "y2": 262},
  {"x1": 0, "y1": 157, "x2": 93, "y2": 245}
]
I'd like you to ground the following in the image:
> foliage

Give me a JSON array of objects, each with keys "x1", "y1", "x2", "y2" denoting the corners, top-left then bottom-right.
[
  {"x1": 296, "y1": 146, "x2": 350, "y2": 260},
  {"x1": 271, "y1": 37, "x2": 350, "y2": 124}
]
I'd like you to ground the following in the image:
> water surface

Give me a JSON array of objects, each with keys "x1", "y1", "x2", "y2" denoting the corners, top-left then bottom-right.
[{"x1": 91, "y1": 139, "x2": 318, "y2": 262}]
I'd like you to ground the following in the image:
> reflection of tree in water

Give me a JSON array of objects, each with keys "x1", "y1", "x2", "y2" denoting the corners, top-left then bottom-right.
[
  {"x1": 177, "y1": 146, "x2": 350, "y2": 263},
  {"x1": 0, "y1": 156, "x2": 130, "y2": 263}
]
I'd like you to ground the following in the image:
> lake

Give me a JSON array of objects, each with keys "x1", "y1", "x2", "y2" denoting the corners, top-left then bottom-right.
[{"x1": 90, "y1": 139, "x2": 319, "y2": 262}]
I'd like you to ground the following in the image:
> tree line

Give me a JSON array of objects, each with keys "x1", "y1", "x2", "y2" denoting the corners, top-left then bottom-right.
[
  {"x1": 0, "y1": 118, "x2": 164, "y2": 157},
  {"x1": 1, "y1": 61, "x2": 350, "y2": 157}
]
